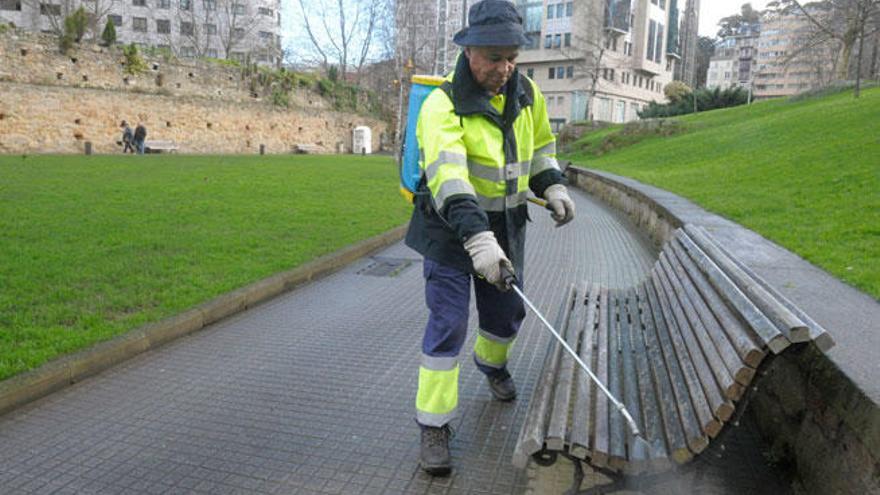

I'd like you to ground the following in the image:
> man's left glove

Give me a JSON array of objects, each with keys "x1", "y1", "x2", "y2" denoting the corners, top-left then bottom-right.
[{"x1": 543, "y1": 184, "x2": 576, "y2": 226}]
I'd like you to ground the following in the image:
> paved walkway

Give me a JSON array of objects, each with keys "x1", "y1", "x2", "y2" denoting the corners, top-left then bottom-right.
[{"x1": 0, "y1": 188, "x2": 791, "y2": 494}]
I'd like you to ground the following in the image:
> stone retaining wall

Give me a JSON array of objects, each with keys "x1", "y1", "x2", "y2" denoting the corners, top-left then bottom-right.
[
  {"x1": 0, "y1": 31, "x2": 386, "y2": 154},
  {"x1": 0, "y1": 82, "x2": 385, "y2": 154},
  {"x1": 566, "y1": 165, "x2": 880, "y2": 495}
]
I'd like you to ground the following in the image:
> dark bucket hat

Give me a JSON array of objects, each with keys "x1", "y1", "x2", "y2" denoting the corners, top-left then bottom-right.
[{"x1": 453, "y1": 0, "x2": 530, "y2": 47}]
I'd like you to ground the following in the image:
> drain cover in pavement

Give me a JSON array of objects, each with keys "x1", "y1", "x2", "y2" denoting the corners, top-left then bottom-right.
[{"x1": 358, "y1": 257, "x2": 417, "y2": 277}]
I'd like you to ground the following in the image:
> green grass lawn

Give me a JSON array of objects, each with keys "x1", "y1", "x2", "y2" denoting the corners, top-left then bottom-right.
[
  {"x1": 564, "y1": 87, "x2": 880, "y2": 300},
  {"x1": 0, "y1": 154, "x2": 412, "y2": 381}
]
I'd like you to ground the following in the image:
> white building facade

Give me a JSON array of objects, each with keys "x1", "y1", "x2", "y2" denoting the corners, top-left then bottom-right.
[{"x1": 0, "y1": 0, "x2": 283, "y2": 66}]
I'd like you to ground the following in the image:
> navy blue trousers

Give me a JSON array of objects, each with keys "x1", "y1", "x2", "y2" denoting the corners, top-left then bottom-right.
[{"x1": 421, "y1": 258, "x2": 526, "y2": 377}]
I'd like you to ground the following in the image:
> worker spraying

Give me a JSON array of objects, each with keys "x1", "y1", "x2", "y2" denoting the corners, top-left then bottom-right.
[{"x1": 403, "y1": 0, "x2": 576, "y2": 476}]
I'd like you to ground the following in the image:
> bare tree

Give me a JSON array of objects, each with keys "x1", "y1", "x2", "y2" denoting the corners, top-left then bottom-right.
[
  {"x1": 216, "y1": 0, "x2": 260, "y2": 60},
  {"x1": 174, "y1": 1, "x2": 216, "y2": 58},
  {"x1": 294, "y1": 0, "x2": 383, "y2": 81},
  {"x1": 770, "y1": 0, "x2": 880, "y2": 95},
  {"x1": 21, "y1": 0, "x2": 117, "y2": 40},
  {"x1": 557, "y1": 2, "x2": 625, "y2": 122}
]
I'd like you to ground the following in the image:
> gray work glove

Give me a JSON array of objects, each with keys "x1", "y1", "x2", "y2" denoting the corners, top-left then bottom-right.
[
  {"x1": 463, "y1": 231, "x2": 514, "y2": 291},
  {"x1": 543, "y1": 184, "x2": 576, "y2": 227}
]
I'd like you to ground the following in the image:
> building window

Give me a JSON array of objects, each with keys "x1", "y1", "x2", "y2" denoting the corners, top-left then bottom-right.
[
  {"x1": 646, "y1": 20, "x2": 656, "y2": 61},
  {"x1": 232, "y1": 3, "x2": 245, "y2": 15},
  {"x1": 259, "y1": 31, "x2": 273, "y2": 42},
  {"x1": 557, "y1": 66, "x2": 565, "y2": 78},
  {"x1": 659, "y1": 0, "x2": 666, "y2": 8},
  {"x1": 564, "y1": 33, "x2": 571, "y2": 47},
  {"x1": 40, "y1": 3, "x2": 61, "y2": 15},
  {"x1": 566, "y1": 66, "x2": 573, "y2": 78},
  {"x1": 158, "y1": 0, "x2": 170, "y2": 8},
  {"x1": 204, "y1": 0, "x2": 215, "y2": 11},
  {"x1": 547, "y1": 4, "x2": 553, "y2": 19},
  {"x1": 524, "y1": 32, "x2": 539, "y2": 50},
  {"x1": 108, "y1": 14, "x2": 122, "y2": 26},
  {"x1": 556, "y1": 3, "x2": 564, "y2": 17},
  {"x1": 156, "y1": 19, "x2": 170, "y2": 34},
  {"x1": 526, "y1": 68, "x2": 534, "y2": 79},
  {"x1": 133, "y1": 0, "x2": 146, "y2": 6},
  {"x1": 553, "y1": 34, "x2": 561, "y2": 48},
  {"x1": 544, "y1": 34, "x2": 552, "y2": 49},
  {"x1": 258, "y1": 7, "x2": 272, "y2": 16},
  {"x1": 558, "y1": 96, "x2": 565, "y2": 106},
  {"x1": 180, "y1": 46, "x2": 196, "y2": 58},
  {"x1": 655, "y1": 23, "x2": 664, "y2": 63},
  {"x1": 180, "y1": 21, "x2": 193, "y2": 35},
  {"x1": 233, "y1": 27, "x2": 244, "y2": 39},
  {"x1": 566, "y1": 2, "x2": 573, "y2": 16},
  {"x1": 548, "y1": 67, "x2": 555, "y2": 79},
  {"x1": 204, "y1": 23, "x2": 216, "y2": 35},
  {"x1": 132, "y1": 17, "x2": 147, "y2": 32},
  {"x1": 180, "y1": 0, "x2": 191, "y2": 11}
]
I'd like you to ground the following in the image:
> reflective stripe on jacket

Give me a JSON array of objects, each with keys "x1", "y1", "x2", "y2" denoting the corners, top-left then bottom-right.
[{"x1": 404, "y1": 53, "x2": 563, "y2": 275}]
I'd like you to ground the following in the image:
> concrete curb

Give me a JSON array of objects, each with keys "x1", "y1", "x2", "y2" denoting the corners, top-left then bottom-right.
[{"x1": 0, "y1": 224, "x2": 409, "y2": 417}]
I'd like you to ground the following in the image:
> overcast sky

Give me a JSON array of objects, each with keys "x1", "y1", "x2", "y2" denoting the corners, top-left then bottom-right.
[{"x1": 700, "y1": 0, "x2": 771, "y2": 37}]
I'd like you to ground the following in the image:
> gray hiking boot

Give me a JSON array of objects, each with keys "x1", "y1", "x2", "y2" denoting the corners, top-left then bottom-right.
[
  {"x1": 487, "y1": 370, "x2": 517, "y2": 401},
  {"x1": 420, "y1": 425, "x2": 452, "y2": 476}
]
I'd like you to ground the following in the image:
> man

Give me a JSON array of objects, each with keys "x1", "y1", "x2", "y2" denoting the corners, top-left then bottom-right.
[
  {"x1": 121, "y1": 121, "x2": 134, "y2": 154},
  {"x1": 133, "y1": 123, "x2": 147, "y2": 155},
  {"x1": 404, "y1": 0, "x2": 576, "y2": 476}
]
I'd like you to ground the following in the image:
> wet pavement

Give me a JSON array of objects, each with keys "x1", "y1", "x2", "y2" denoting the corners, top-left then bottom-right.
[{"x1": 0, "y1": 188, "x2": 791, "y2": 494}]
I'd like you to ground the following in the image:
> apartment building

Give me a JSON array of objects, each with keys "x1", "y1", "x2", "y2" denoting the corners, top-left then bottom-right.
[
  {"x1": 396, "y1": 0, "x2": 469, "y2": 76},
  {"x1": 674, "y1": 0, "x2": 698, "y2": 86},
  {"x1": 706, "y1": 24, "x2": 759, "y2": 91},
  {"x1": 753, "y1": 10, "x2": 836, "y2": 99},
  {"x1": 0, "y1": 0, "x2": 283, "y2": 66},
  {"x1": 515, "y1": 0, "x2": 684, "y2": 126},
  {"x1": 396, "y1": 0, "x2": 690, "y2": 126}
]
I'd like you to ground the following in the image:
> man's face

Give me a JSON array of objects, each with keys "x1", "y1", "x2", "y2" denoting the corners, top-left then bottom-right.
[{"x1": 465, "y1": 46, "x2": 519, "y2": 96}]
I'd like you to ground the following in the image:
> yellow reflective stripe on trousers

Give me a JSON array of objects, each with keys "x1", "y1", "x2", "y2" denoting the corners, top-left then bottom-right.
[
  {"x1": 473, "y1": 332, "x2": 512, "y2": 369},
  {"x1": 416, "y1": 358, "x2": 460, "y2": 427}
]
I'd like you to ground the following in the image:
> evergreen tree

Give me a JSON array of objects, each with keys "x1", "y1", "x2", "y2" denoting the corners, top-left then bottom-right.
[{"x1": 101, "y1": 18, "x2": 117, "y2": 47}]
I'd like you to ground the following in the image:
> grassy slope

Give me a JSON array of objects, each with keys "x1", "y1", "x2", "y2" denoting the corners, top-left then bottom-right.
[
  {"x1": 0, "y1": 154, "x2": 412, "y2": 380},
  {"x1": 564, "y1": 88, "x2": 880, "y2": 299}
]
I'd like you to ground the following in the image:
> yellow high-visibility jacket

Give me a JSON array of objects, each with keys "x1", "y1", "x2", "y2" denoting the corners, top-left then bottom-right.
[{"x1": 405, "y1": 54, "x2": 564, "y2": 274}]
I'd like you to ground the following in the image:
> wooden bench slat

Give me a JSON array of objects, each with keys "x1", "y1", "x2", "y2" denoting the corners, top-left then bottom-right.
[
  {"x1": 619, "y1": 289, "x2": 650, "y2": 472},
  {"x1": 650, "y1": 274, "x2": 724, "y2": 440},
  {"x1": 546, "y1": 284, "x2": 581, "y2": 451},
  {"x1": 668, "y1": 239, "x2": 766, "y2": 368},
  {"x1": 626, "y1": 287, "x2": 672, "y2": 472},
  {"x1": 606, "y1": 291, "x2": 628, "y2": 470},
  {"x1": 663, "y1": 249, "x2": 758, "y2": 388},
  {"x1": 511, "y1": 284, "x2": 577, "y2": 468},
  {"x1": 591, "y1": 287, "x2": 611, "y2": 467},
  {"x1": 691, "y1": 225, "x2": 833, "y2": 350},
  {"x1": 684, "y1": 225, "x2": 811, "y2": 345},
  {"x1": 654, "y1": 264, "x2": 736, "y2": 423},
  {"x1": 676, "y1": 231, "x2": 790, "y2": 353},
  {"x1": 658, "y1": 253, "x2": 744, "y2": 401},
  {"x1": 569, "y1": 283, "x2": 600, "y2": 460},
  {"x1": 637, "y1": 284, "x2": 693, "y2": 465}
]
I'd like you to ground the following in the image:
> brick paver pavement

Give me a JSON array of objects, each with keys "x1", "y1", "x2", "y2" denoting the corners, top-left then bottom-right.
[{"x1": 0, "y1": 188, "x2": 791, "y2": 494}]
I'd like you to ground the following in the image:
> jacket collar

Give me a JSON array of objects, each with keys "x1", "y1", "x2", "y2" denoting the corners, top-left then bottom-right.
[{"x1": 447, "y1": 53, "x2": 532, "y2": 127}]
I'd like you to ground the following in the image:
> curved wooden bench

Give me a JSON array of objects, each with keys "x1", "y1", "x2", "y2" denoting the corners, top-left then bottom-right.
[{"x1": 512, "y1": 224, "x2": 834, "y2": 487}]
